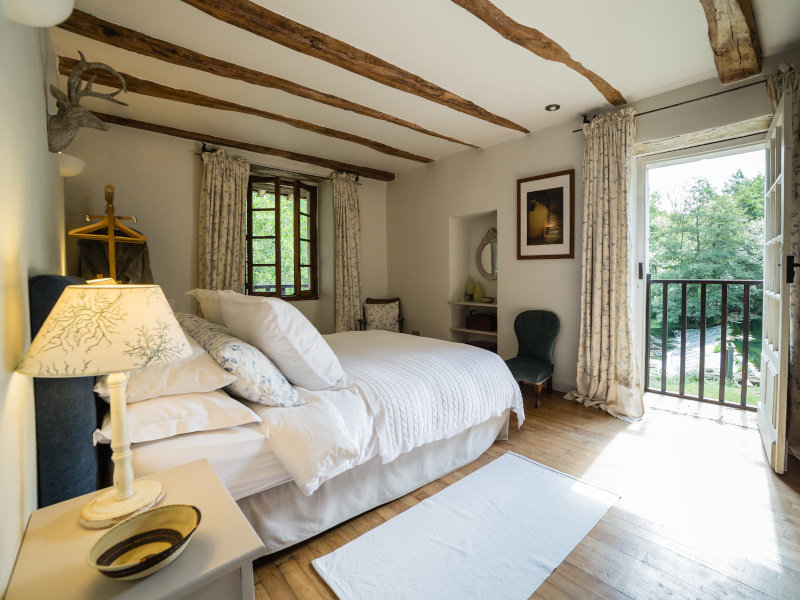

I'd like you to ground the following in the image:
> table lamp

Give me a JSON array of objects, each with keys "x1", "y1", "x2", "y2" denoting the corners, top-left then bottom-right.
[{"x1": 17, "y1": 284, "x2": 192, "y2": 528}]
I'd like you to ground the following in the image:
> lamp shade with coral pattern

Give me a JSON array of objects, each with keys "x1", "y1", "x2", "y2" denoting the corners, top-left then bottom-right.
[{"x1": 18, "y1": 285, "x2": 191, "y2": 377}]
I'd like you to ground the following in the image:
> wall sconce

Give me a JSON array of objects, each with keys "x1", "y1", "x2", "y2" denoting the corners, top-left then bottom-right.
[
  {"x1": 58, "y1": 152, "x2": 85, "y2": 177},
  {"x1": 2, "y1": 0, "x2": 74, "y2": 27}
]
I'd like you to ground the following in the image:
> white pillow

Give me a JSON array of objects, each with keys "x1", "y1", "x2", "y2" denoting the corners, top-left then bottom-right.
[
  {"x1": 185, "y1": 289, "x2": 226, "y2": 325},
  {"x1": 218, "y1": 291, "x2": 346, "y2": 390},
  {"x1": 176, "y1": 313, "x2": 302, "y2": 407},
  {"x1": 92, "y1": 390, "x2": 261, "y2": 444},
  {"x1": 94, "y1": 336, "x2": 237, "y2": 403}
]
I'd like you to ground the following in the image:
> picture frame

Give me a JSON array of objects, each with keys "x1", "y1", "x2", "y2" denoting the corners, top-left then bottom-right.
[{"x1": 517, "y1": 169, "x2": 575, "y2": 260}]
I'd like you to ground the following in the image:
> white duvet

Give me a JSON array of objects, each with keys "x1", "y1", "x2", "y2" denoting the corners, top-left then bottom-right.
[{"x1": 256, "y1": 331, "x2": 524, "y2": 496}]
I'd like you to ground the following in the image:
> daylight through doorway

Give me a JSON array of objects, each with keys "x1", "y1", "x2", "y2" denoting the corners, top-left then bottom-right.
[{"x1": 645, "y1": 149, "x2": 765, "y2": 408}]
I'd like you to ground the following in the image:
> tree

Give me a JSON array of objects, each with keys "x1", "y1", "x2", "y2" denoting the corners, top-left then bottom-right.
[{"x1": 648, "y1": 171, "x2": 764, "y2": 332}]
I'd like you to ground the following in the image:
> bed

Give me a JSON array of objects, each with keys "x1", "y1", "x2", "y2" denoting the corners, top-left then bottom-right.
[{"x1": 31, "y1": 276, "x2": 524, "y2": 554}]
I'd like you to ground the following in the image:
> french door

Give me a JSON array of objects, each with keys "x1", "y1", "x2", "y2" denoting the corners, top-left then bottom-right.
[{"x1": 758, "y1": 91, "x2": 793, "y2": 474}]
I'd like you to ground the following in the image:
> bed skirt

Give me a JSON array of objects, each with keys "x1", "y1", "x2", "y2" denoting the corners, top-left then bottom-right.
[{"x1": 237, "y1": 410, "x2": 510, "y2": 554}]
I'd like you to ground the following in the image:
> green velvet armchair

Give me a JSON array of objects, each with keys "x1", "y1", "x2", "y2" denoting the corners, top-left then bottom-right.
[{"x1": 504, "y1": 310, "x2": 560, "y2": 408}]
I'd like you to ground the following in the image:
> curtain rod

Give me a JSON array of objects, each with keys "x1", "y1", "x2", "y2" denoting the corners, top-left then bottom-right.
[
  {"x1": 572, "y1": 79, "x2": 767, "y2": 133},
  {"x1": 195, "y1": 142, "x2": 362, "y2": 184}
]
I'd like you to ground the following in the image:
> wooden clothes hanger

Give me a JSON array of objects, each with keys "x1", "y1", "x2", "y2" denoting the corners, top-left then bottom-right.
[{"x1": 68, "y1": 184, "x2": 147, "y2": 281}]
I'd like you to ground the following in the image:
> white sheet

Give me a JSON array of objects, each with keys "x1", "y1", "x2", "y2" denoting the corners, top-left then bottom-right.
[
  {"x1": 130, "y1": 422, "x2": 291, "y2": 500},
  {"x1": 312, "y1": 453, "x2": 620, "y2": 600},
  {"x1": 243, "y1": 385, "x2": 378, "y2": 496},
  {"x1": 326, "y1": 331, "x2": 524, "y2": 462}
]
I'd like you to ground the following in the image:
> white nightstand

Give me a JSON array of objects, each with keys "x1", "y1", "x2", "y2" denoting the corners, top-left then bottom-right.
[{"x1": 6, "y1": 459, "x2": 266, "y2": 600}]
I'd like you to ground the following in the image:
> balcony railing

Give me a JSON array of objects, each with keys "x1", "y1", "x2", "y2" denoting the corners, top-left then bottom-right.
[{"x1": 645, "y1": 276, "x2": 762, "y2": 411}]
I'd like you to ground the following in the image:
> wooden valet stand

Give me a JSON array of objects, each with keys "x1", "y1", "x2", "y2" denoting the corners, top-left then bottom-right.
[{"x1": 68, "y1": 185, "x2": 146, "y2": 282}]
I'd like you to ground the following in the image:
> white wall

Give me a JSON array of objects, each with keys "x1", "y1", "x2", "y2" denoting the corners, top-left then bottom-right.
[
  {"x1": 64, "y1": 126, "x2": 388, "y2": 333},
  {"x1": 387, "y1": 50, "x2": 799, "y2": 393},
  {"x1": 0, "y1": 16, "x2": 64, "y2": 594}
]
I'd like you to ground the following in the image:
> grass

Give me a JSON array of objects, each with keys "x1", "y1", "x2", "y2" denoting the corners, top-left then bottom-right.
[{"x1": 648, "y1": 372, "x2": 760, "y2": 407}]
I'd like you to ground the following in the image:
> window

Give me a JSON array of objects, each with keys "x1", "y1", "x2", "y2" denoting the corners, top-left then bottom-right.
[{"x1": 246, "y1": 176, "x2": 318, "y2": 300}]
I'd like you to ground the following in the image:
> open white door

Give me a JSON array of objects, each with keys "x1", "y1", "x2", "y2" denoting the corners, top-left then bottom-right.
[{"x1": 759, "y1": 91, "x2": 793, "y2": 474}]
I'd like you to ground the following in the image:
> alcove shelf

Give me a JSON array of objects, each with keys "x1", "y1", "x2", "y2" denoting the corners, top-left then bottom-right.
[
  {"x1": 448, "y1": 210, "x2": 499, "y2": 350},
  {"x1": 448, "y1": 300, "x2": 498, "y2": 308},
  {"x1": 449, "y1": 327, "x2": 498, "y2": 337}
]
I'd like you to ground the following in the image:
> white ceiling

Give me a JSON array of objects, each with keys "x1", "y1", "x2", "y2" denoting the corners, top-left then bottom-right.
[{"x1": 51, "y1": 0, "x2": 800, "y2": 178}]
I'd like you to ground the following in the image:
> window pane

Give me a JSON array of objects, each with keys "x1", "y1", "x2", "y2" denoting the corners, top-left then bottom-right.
[
  {"x1": 252, "y1": 191, "x2": 275, "y2": 209},
  {"x1": 253, "y1": 238, "x2": 275, "y2": 265},
  {"x1": 252, "y1": 211, "x2": 275, "y2": 236},
  {"x1": 300, "y1": 240, "x2": 310, "y2": 265},
  {"x1": 280, "y1": 192, "x2": 295, "y2": 296},
  {"x1": 300, "y1": 214, "x2": 309, "y2": 240},
  {"x1": 299, "y1": 188, "x2": 310, "y2": 214},
  {"x1": 301, "y1": 266, "x2": 310, "y2": 291},
  {"x1": 252, "y1": 266, "x2": 276, "y2": 294}
]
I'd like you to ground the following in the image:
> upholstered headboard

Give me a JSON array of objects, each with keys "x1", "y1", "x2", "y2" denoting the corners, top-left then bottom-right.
[{"x1": 29, "y1": 274, "x2": 104, "y2": 508}]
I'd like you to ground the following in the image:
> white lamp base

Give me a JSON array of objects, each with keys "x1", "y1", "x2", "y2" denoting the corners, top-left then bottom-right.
[{"x1": 79, "y1": 480, "x2": 164, "y2": 530}]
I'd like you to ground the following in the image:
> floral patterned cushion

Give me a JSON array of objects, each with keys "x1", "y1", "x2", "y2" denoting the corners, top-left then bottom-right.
[
  {"x1": 364, "y1": 302, "x2": 400, "y2": 333},
  {"x1": 176, "y1": 313, "x2": 302, "y2": 407}
]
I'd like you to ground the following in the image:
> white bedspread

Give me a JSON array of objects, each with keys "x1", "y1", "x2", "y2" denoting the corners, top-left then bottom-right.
[
  {"x1": 326, "y1": 331, "x2": 524, "y2": 463},
  {"x1": 131, "y1": 332, "x2": 523, "y2": 500}
]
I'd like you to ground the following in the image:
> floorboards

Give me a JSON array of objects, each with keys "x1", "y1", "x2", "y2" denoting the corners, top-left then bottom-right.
[{"x1": 253, "y1": 389, "x2": 800, "y2": 599}]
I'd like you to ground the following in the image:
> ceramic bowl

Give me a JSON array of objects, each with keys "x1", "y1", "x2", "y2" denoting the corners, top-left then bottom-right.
[
  {"x1": 87, "y1": 504, "x2": 201, "y2": 581},
  {"x1": 480, "y1": 297, "x2": 495, "y2": 303}
]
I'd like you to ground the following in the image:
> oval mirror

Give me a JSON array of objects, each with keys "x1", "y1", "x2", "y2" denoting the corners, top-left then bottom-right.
[{"x1": 475, "y1": 227, "x2": 497, "y2": 280}]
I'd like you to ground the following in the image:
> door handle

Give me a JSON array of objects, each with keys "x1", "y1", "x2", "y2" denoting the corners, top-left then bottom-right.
[{"x1": 787, "y1": 255, "x2": 800, "y2": 284}]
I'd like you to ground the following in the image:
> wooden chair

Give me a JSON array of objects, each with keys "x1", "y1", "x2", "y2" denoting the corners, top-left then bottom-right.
[
  {"x1": 505, "y1": 310, "x2": 560, "y2": 408},
  {"x1": 358, "y1": 298, "x2": 404, "y2": 333}
]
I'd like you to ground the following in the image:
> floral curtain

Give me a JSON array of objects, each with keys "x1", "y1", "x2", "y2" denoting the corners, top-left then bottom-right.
[
  {"x1": 198, "y1": 149, "x2": 249, "y2": 293},
  {"x1": 332, "y1": 172, "x2": 363, "y2": 332},
  {"x1": 767, "y1": 63, "x2": 800, "y2": 459},
  {"x1": 565, "y1": 108, "x2": 644, "y2": 421}
]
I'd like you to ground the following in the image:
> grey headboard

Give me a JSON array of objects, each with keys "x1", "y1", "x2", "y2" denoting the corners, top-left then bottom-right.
[{"x1": 29, "y1": 274, "x2": 105, "y2": 508}]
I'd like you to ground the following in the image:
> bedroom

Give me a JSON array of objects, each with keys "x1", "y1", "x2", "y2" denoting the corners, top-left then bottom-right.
[{"x1": 2, "y1": 0, "x2": 800, "y2": 598}]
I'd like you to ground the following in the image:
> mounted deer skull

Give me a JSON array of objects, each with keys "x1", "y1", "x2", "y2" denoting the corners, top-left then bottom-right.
[{"x1": 48, "y1": 52, "x2": 128, "y2": 153}]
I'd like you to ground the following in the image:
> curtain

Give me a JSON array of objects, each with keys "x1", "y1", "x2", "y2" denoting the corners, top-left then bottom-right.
[
  {"x1": 565, "y1": 108, "x2": 644, "y2": 421},
  {"x1": 767, "y1": 63, "x2": 800, "y2": 459},
  {"x1": 332, "y1": 172, "x2": 363, "y2": 332},
  {"x1": 198, "y1": 149, "x2": 249, "y2": 293}
]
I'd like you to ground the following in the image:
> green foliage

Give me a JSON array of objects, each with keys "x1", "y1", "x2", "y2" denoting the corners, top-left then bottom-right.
[
  {"x1": 649, "y1": 171, "x2": 765, "y2": 330},
  {"x1": 251, "y1": 192, "x2": 298, "y2": 295}
]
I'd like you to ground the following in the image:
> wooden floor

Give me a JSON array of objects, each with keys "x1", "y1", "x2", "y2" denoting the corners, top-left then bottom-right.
[{"x1": 253, "y1": 389, "x2": 800, "y2": 599}]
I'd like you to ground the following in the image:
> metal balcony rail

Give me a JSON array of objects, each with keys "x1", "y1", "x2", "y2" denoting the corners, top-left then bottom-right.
[{"x1": 644, "y1": 276, "x2": 762, "y2": 410}]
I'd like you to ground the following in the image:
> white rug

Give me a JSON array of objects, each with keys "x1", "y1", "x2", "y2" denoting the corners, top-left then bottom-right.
[{"x1": 312, "y1": 452, "x2": 619, "y2": 600}]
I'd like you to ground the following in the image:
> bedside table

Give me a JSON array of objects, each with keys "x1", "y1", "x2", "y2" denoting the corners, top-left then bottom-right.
[{"x1": 5, "y1": 459, "x2": 266, "y2": 600}]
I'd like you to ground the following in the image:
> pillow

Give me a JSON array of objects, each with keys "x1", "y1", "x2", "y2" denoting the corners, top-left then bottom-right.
[
  {"x1": 92, "y1": 390, "x2": 261, "y2": 444},
  {"x1": 94, "y1": 335, "x2": 237, "y2": 403},
  {"x1": 176, "y1": 313, "x2": 302, "y2": 407},
  {"x1": 185, "y1": 289, "x2": 225, "y2": 325},
  {"x1": 364, "y1": 301, "x2": 400, "y2": 332},
  {"x1": 218, "y1": 291, "x2": 346, "y2": 391}
]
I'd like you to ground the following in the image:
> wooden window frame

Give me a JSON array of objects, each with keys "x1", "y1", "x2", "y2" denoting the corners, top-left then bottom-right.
[{"x1": 246, "y1": 175, "x2": 319, "y2": 301}]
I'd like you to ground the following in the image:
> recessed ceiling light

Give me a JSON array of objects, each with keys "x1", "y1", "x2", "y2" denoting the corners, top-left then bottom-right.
[{"x1": 545, "y1": 104, "x2": 561, "y2": 112}]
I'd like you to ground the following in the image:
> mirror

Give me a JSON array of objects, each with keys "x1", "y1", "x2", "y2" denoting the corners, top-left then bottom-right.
[
  {"x1": 481, "y1": 242, "x2": 497, "y2": 276},
  {"x1": 475, "y1": 227, "x2": 497, "y2": 280}
]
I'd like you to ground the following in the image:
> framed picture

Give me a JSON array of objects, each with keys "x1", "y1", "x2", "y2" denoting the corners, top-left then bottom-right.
[{"x1": 517, "y1": 169, "x2": 575, "y2": 260}]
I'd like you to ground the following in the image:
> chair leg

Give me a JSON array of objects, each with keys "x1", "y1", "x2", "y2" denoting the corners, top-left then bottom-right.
[
  {"x1": 533, "y1": 382, "x2": 543, "y2": 408},
  {"x1": 546, "y1": 376, "x2": 552, "y2": 393}
]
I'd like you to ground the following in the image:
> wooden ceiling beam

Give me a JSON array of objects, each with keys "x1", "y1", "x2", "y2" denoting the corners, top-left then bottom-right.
[
  {"x1": 59, "y1": 56, "x2": 433, "y2": 164},
  {"x1": 93, "y1": 112, "x2": 396, "y2": 182},
  {"x1": 699, "y1": 0, "x2": 761, "y2": 84},
  {"x1": 58, "y1": 10, "x2": 479, "y2": 149},
  {"x1": 450, "y1": 0, "x2": 626, "y2": 106},
  {"x1": 179, "y1": 0, "x2": 529, "y2": 134}
]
